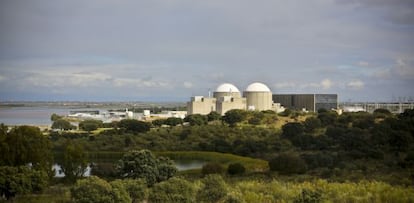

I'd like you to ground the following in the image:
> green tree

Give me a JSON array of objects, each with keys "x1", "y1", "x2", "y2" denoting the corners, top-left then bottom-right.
[
  {"x1": 207, "y1": 111, "x2": 222, "y2": 121},
  {"x1": 112, "y1": 179, "x2": 147, "y2": 203},
  {"x1": 223, "y1": 109, "x2": 247, "y2": 127},
  {"x1": 303, "y1": 117, "x2": 321, "y2": 133},
  {"x1": 0, "y1": 166, "x2": 48, "y2": 200},
  {"x1": 71, "y1": 176, "x2": 119, "y2": 203},
  {"x1": 50, "y1": 113, "x2": 62, "y2": 121},
  {"x1": 282, "y1": 122, "x2": 304, "y2": 139},
  {"x1": 119, "y1": 119, "x2": 151, "y2": 134},
  {"x1": 148, "y1": 177, "x2": 196, "y2": 203},
  {"x1": 59, "y1": 141, "x2": 88, "y2": 183},
  {"x1": 116, "y1": 150, "x2": 177, "y2": 186},
  {"x1": 109, "y1": 180, "x2": 132, "y2": 203},
  {"x1": 164, "y1": 117, "x2": 183, "y2": 126},
  {"x1": 0, "y1": 126, "x2": 53, "y2": 175},
  {"x1": 79, "y1": 119, "x2": 103, "y2": 132},
  {"x1": 152, "y1": 119, "x2": 165, "y2": 127},
  {"x1": 52, "y1": 119, "x2": 75, "y2": 130},
  {"x1": 184, "y1": 114, "x2": 208, "y2": 126},
  {"x1": 197, "y1": 174, "x2": 228, "y2": 203},
  {"x1": 317, "y1": 110, "x2": 337, "y2": 126}
]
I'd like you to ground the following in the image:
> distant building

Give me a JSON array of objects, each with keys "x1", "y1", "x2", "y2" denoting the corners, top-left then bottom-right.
[
  {"x1": 341, "y1": 102, "x2": 414, "y2": 113},
  {"x1": 272, "y1": 94, "x2": 338, "y2": 112}
]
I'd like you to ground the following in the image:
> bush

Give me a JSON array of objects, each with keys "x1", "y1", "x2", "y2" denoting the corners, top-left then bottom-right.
[
  {"x1": 118, "y1": 119, "x2": 151, "y2": 134},
  {"x1": 202, "y1": 162, "x2": 224, "y2": 175},
  {"x1": 0, "y1": 166, "x2": 48, "y2": 200},
  {"x1": 197, "y1": 175, "x2": 228, "y2": 203},
  {"x1": 293, "y1": 189, "x2": 323, "y2": 203},
  {"x1": 110, "y1": 180, "x2": 132, "y2": 203},
  {"x1": 184, "y1": 114, "x2": 208, "y2": 126},
  {"x1": 227, "y1": 163, "x2": 246, "y2": 175},
  {"x1": 71, "y1": 176, "x2": 118, "y2": 203},
  {"x1": 268, "y1": 153, "x2": 307, "y2": 174},
  {"x1": 117, "y1": 179, "x2": 147, "y2": 203},
  {"x1": 90, "y1": 162, "x2": 117, "y2": 179},
  {"x1": 79, "y1": 119, "x2": 103, "y2": 132},
  {"x1": 148, "y1": 177, "x2": 196, "y2": 203},
  {"x1": 282, "y1": 122, "x2": 304, "y2": 139}
]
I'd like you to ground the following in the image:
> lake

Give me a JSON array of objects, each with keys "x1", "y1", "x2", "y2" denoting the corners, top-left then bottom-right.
[
  {"x1": 53, "y1": 160, "x2": 205, "y2": 177},
  {"x1": 0, "y1": 107, "x2": 105, "y2": 126}
]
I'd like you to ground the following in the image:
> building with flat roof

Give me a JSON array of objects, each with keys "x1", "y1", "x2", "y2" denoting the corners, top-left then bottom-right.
[
  {"x1": 273, "y1": 94, "x2": 338, "y2": 112},
  {"x1": 187, "y1": 96, "x2": 216, "y2": 115}
]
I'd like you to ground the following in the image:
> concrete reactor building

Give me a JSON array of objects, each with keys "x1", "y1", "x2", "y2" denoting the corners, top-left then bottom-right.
[
  {"x1": 244, "y1": 82, "x2": 273, "y2": 111},
  {"x1": 187, "y1": 82, "x2": 283, "y2": 115}
]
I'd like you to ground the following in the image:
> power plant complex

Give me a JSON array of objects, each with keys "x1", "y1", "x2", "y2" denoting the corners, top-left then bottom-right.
[
  {"x1": 187, "y1": 82, "x2": 284, "y2": 115},
  {"x1": 187, "y1": 82, "x2": 339, "y2": 115}
]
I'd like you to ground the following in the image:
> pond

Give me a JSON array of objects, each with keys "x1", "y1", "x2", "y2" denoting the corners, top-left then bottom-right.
[{"x1": 53, "y1": 160, "x2": 205, "y2": 177}]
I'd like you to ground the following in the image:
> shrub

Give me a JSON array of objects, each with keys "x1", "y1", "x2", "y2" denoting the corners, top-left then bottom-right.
[
  {"x1": 118, "y1": 119, "x2": 151, "y2": 134},
  {"x1": 148, "y1": 177, "x2": 196, "y2": 203},
  {"x1": 71, "y1": 176, "x2": 116, "y2": 203},
  {"x1": 197, "y1": 175, "x2": 228, "y2": 203},
  {"x1": 90, "y1": 162, "x2": 117, "y2": 178},
  {"x1": 117, "y1": 179, "x2": 147, "y2": 203},
  {"x1": 79, "y1": 119, "x2": 103, "y2": 132},
  {"x1": 202, "y1": 162, "x2": 224, "y2": 175},
  {"x1": 110, "y1": 180, "x2": 132, "y2": 203},
  {"x1": 227, "y1": 163, "x2": 246, "y2": 175},
  {"x1": 268, "y1": 153, "x2": 307, "y2": 174},
  {"x1": 293, "y1": 189, "x2": 323, "y2": 203}
]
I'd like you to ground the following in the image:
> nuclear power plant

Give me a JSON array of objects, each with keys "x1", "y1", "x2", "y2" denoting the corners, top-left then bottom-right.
[{"x1": 187, "y1": 82, "x2": 284, "y2": 115}]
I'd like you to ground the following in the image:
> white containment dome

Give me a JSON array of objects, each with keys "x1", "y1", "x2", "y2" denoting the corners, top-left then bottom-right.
[
  {"x1": 245, "y1": 82, "x2": 271, "y2": 92},
  {"x1": 213, "y1": 83, "x2": 241, "y2": 98},
  {"x1": 244, "y1": 82, "x2": 273, "y2": 111}
]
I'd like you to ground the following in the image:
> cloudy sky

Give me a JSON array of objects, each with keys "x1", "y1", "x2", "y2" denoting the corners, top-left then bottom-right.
[{"x1": 0, "y1": 0, "x2": 413, "y2": 102}]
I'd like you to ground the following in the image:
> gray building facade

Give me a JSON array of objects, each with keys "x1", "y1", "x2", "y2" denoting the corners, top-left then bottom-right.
[{"x1": 272, "y1": 94, "x2": 338, "y2": 112}]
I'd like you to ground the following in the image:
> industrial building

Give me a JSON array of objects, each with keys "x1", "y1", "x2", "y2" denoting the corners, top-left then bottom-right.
[
  {"x1": 272, "y1": 94, "x2": 338, "y2": 112},
  {"x1": 187, "y1": 82, "x2": 284, "y2": 115}
]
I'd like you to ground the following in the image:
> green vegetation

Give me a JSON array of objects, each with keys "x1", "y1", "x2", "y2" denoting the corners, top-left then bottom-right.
[
  {"x1": 51, "y1": 119, "x2": 76, "y2": 130},
  {"x1": 59, "y1": 141, "x2": 88, "y2": 183},
  {"x1": 2, "y1": 108, "x2": 414, "y2": 202},
  {"x1": 116, "y1": 150, "x2": 177, "y2": 186}
]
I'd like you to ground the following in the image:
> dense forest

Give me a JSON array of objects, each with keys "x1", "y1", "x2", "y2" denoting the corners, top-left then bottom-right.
[{"x1": 1, "y1": 108, "x2": 414, "y2": 202}]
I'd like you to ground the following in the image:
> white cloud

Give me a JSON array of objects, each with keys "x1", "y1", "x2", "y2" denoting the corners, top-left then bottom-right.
[
  {"x1": 273, "y1": 82, "x2": 296, "y2": 89},
  {"x1": 321, "y1": 79, "x2": 333, "y2": 90},
  {"x1": 113, "y1": 78, "x2": 170, "y2": 88},
  {"x1": 357, "y1": 61, "x2": 370, "y2": 67},
  {"x1": 347, "y1": 80, "x2": 364, "y2": 90},
  {"x1": 183, "y1": 81, "x2": 193, "y2": 88},
  {"x1": 0, "y1": 75, "x2": 6, "y2": 82},
  {"x1": 395, "y1": 57, "x2": 414, "y2": 78}
]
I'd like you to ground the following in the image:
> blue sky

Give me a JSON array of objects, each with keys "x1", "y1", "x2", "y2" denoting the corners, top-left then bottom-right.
[{"x1": 0, "y1": 0, "x2": 413, "y2": 102}]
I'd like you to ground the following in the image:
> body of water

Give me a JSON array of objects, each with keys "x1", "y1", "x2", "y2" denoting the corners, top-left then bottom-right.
[
  {"x1": 53, "y1": 160, "x2": 205, "y2": 177},
  {"x1": 0, "y1": 107, "x2": 104, "y2": 126}
]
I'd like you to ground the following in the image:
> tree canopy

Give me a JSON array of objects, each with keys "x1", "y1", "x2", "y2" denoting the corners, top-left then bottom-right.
[
  {"x1": 118, "y1": 119, "x2": 151, "y2": 134},
  {"x1": 116, "y1": 150, "x2": 177, "y2": 186}
]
